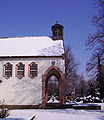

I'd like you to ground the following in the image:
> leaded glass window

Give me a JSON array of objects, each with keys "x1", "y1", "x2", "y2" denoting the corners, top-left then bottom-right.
[
  {"x1": 29, "y1": 62, "x2": 37, "y2": 79},
  {"x1": 4, "y1": 62, "x2": 12, "y2": 79},
  {"x1": 16, "y1": 62, "x2": 25, "y2": 79}
]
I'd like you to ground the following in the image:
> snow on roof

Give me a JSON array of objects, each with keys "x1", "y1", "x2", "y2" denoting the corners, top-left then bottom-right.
[{"x1": 0, "y1": 36, "x2": 64, "y2": 57}]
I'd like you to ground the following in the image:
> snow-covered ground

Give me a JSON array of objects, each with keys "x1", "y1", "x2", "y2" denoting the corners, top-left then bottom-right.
[{"x1": 0, "y1": 103, "x2": 104, "y2": 120}]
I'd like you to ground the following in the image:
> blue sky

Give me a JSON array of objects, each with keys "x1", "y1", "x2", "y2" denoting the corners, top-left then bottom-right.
[{"x1": 0, "y1": 0, "x2": 97, "y2": 79}]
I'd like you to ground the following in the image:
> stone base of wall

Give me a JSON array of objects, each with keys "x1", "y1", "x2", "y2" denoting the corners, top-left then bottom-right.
[{"x1": 0, "y1": 104, "x2": 41, "y2": 110}]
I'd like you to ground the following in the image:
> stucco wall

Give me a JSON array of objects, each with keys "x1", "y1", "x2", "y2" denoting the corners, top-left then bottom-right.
[{"x1": 0, "y1": 57, "x2": 65, "y2": 105}]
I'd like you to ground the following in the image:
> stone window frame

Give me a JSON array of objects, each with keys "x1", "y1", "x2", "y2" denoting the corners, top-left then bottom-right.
[
  {"x1": 3, "y1": 62, "x2": 12, "y2": 79},
  {"x1": 16, "y1": 62, "x2": 25, "y2": 79},
  {"x1": 28, "y1": 62, "x2": 38, "y2": 79}
]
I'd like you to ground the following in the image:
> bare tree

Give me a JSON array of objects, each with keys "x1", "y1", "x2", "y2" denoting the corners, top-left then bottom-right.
[
  {"x1": 86, "y1": 79, "x2": 97, "y2": 97},
  {"x1": 86, "y1": 0, "x2": 104, "y2": 99},
  {"x1": 65, "y1": 46, "x2": 79, "y2": 97},
  {"x1": 86, "y1": 51, "x2": 104, "y2": 99},
  {"x1": 86, "y1": 0, "x2": 104, "y2": 50},
  {"x1": 75, "y1": 75, "x2": 87, "y2": 97}
]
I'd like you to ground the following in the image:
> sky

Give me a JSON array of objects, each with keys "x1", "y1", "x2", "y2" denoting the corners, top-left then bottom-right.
[{"x1": 0, "y1": 0, "x2": 97, "y2": 79}]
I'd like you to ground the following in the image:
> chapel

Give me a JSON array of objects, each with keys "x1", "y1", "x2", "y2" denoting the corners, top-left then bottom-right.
[{"x1": 0, "y1": 23, "x2": 65, "y2": 108}]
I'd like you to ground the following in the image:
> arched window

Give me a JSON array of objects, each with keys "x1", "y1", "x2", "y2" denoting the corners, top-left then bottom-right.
[
  {"x1": 28, "y1": 62, "x2": 37, "y2": 79},
  {"x1": 3, "y1": 62, "x2": 12, "y2": 79},
  {"x1": 16, "y1": 62, "x2": 25, "y2": 79}
]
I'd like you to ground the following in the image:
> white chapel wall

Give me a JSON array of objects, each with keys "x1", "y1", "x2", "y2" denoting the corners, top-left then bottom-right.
[
  {"x1": 0, "y1": 60, "x2": 3, "y2": 80},
  {"x1": 0, "y1": 57, "x2": 65, "y2": 105}
]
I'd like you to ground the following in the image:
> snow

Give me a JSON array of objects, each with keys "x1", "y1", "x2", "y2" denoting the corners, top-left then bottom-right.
[
  {"x1": 0, "y1": 106, "x2": 103, "y2": 120},
  {"x1": 47, "y1": 95, "x2": 59, "y2": 103},
  {"x1": 0, "y1": 37, "x2": 64, "y2": 57},
  {"x1": 0, "y1": 103, "x2": 103, "y2": 120}
]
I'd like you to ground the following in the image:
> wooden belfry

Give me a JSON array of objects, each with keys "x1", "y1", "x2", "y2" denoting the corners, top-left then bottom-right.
[{"x1": 52, "y1": 21, "x2": 64, "y2": 40}]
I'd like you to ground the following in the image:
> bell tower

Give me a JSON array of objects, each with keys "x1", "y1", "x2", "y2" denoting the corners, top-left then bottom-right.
[{"x1": 52, "y1": 21, "x2": 64, "y2": 40}]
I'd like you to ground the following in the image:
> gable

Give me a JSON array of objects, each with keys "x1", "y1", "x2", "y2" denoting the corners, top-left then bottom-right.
[{"x1": 0, "y1": 36, "x2": 64, "y2": 57}]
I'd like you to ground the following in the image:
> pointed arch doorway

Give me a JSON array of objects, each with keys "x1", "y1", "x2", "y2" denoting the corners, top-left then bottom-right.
[{"x1": 42, "y1": 63, "x2": 65, "y2": 108}]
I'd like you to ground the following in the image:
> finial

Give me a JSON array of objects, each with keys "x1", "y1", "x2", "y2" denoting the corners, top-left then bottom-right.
[{"x1": 56, "y1": 20, "x2": 58, "y2": 24}]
